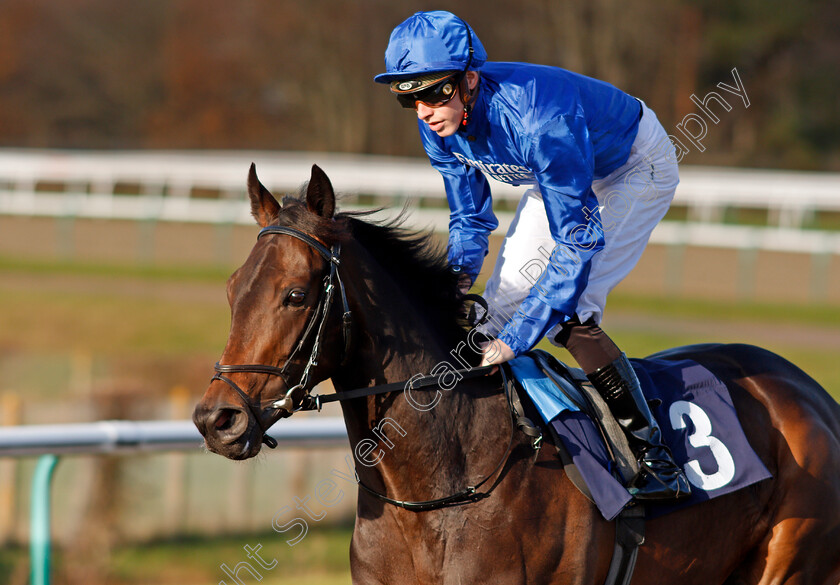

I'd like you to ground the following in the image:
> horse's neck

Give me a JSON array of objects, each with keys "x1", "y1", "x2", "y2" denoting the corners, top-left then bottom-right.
[
  {"x1": 334, "y1": 240, "x2": 462, "y2": 387},
  {"x1": 332, "y1": 246, "x2": 461, "y2": 405},
  {"x1": 331, "y1": 246, "x2": 504, "y2": 499},
  {"x1": 335, "y1": 357, "x2": 502, "y2": 503}
]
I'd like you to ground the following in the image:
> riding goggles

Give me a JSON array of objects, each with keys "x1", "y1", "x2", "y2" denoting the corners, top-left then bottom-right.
[{"x1": 391, "y1": 72, "x2": 462, "y2": 109}]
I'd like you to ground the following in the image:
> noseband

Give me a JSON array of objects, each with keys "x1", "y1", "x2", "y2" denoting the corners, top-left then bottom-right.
[{"x1": 211, "y1": 225, "x2": 352, "y2": 448}]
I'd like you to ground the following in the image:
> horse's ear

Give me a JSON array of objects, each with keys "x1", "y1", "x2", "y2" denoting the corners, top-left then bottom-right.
[
  {"x1": 305, "y1": 164, "x2": 336, "y2": 219},
  {"x1": 247, "y1": 163, "x2": 281, "y2": 227}
]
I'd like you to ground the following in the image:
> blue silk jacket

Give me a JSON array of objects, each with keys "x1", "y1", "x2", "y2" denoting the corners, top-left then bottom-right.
[{"x1": 419, "y1": 61, "x2": 641, "y2": 355}]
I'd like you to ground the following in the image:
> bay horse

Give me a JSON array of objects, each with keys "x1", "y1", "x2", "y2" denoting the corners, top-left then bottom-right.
[{"x1": 193, "y1": 164, "x2": 840, "y2": 584}]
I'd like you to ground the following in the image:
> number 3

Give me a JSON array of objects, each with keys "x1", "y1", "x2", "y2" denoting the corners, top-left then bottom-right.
[{"x1": 668, "y1": 400, "x2": 735, "y2": 491}]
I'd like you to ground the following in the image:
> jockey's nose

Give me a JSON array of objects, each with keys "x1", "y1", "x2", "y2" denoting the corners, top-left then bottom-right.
[{"x1": 416, "y1": 102, "x2": 434, "y2": 120}]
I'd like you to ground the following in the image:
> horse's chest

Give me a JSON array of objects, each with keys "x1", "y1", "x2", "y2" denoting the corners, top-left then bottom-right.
[{"x1": 352, "y1": 511, "x2": 534, "y2": 584}]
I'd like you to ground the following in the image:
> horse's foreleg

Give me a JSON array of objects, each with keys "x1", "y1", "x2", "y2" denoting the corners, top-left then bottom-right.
[
  {"x1": 732, "y1": 450, "x2": 840, "y2": 584},
  {"x1": 730, "y1": 515, "x2": 840, "y2": 585}
]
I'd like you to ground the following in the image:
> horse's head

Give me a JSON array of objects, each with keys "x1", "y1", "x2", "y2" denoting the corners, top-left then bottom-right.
[{"x1": 193, "y1": 163, "x2": 349, "y2": 459}]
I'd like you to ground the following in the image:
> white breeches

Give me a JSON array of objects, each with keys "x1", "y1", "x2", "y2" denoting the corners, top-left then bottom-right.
[{"x1": 478, "y1": 101, "x2": 680, "y2": 344}]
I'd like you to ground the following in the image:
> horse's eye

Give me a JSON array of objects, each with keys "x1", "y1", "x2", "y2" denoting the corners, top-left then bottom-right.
[{"x1": 287, "y1": 290, "x2": 306, "y2": 306}]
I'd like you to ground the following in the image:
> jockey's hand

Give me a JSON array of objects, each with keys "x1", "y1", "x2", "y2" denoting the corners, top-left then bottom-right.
[
  {"x1": 456, "y1": 273, "x2": 472, "y2": 296},
  {"x1": 479, "y1": 338, "x2": 515, "y2": 370}
]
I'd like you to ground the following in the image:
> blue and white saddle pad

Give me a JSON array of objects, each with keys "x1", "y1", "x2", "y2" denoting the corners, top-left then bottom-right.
[{"x1": 507, "y1": 355, "x2": 773, "y2": 521}]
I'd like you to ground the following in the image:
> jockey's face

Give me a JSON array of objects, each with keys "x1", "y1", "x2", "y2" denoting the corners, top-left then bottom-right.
[{"x1": 415, "y1": 72, "x2": 479, "y2": 138}]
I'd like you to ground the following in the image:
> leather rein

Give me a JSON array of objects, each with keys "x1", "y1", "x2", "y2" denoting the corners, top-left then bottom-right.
[{"x1": 212, "y1": 225, "x2": 521, "y2": 511}]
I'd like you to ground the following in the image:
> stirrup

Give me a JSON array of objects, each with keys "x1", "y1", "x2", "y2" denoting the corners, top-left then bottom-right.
[
  {"x1": 587, "y1": 354, "x2": 692, "y2": 500},
  {"x1": 627, "y1": 448, "x2": 691, "y2": 501}
]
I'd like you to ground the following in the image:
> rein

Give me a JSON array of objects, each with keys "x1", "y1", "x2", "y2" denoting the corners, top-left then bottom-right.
[
  {"x1": 353, "y1": 365, "x2": 520, "y2": 512},
  {"x1": 299, "y1": 363, "x2": 495, "y2": 411},
  {"x1": 213, "y1": 224, "x2": 522, "y2": 511}
]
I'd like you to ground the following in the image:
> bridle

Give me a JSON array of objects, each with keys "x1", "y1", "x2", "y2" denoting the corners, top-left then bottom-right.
[
  {"x1": 209, "y1": 224, "x2": 526, "y2": 511},
  {"x1": 211, "y1": 225, "x2": 352, "y2": 448}
]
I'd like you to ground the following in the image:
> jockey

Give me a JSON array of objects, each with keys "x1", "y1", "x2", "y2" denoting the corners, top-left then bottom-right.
[{"x1": 375, "y1": 11, "x2": 690, "y2": 501}]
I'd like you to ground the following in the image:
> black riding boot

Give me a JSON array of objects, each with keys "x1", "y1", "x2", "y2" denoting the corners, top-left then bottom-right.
[{"x1": 587, "y1": 354, "x2": 692, "y2": 501}]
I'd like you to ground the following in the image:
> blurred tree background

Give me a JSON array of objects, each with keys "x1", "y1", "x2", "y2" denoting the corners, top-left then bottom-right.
[{"x1": 0, "y1": 0, "x2": 837, "y2": 170}]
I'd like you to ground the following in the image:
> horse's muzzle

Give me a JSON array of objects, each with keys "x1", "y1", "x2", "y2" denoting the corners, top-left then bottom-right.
[{"x1": 193, "y1": 403, "x2": 260, "y2": 460}]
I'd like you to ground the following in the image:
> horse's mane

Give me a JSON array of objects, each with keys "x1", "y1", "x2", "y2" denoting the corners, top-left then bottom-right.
[
  {"x1": 345, "y1": 214, "x2": 465, "y2": 327},
  {"x1": 275, "y1": 195, "x2": 466, "y2": 336}
]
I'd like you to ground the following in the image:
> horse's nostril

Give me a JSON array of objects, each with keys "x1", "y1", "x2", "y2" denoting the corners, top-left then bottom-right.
[
  {"x1": 215, "y1": 409, "x2": 235, "y2": 431},
  {"x1": 207, "y1": 407, "x2": 250, "y2": 443}
]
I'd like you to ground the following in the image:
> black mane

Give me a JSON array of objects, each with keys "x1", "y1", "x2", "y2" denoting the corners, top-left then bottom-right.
[{"x1": 345, "y1": 215, "x2": 465, "y2": 328}]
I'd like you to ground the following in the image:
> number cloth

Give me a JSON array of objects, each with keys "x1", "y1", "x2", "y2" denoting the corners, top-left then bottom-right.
[{"x1": 513, "y1": 355, "x2": 773, "y2": 520}]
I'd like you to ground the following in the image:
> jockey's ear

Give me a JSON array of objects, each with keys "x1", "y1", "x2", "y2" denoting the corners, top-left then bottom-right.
[
  {"x1": 305, "y1": 164, "x2": 336, "y2": 219},
  {"x1": 466, "y1": 71, "x2": 480, "y2": 90},
  {"x1": 247, "y1": 163, "x2": 281, "y2": 227}
]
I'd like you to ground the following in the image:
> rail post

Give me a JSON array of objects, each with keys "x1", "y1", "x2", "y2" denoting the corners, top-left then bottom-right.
[{"x1": 30, "y1": 454, "x2": 59, "y2": 585}]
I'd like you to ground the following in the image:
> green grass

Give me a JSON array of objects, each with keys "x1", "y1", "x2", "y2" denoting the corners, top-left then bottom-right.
[
  {"x1": 4, "y1": 254, "x2": 840, "y2": 329},
  {"x1": 0, "y1": 527, "x2": 354, "y2": 585},
  {"x1": 0, "y1": 255, "x2": 233, "y2": 284},
  {"x1": 605, "y1": 293, "x2": 840, "y2": 396},
  {"x1": 530, "y1": 291, "x2": 840, "y2": 400},
  {"x1": 606, "y1": 292, "x2": 840, "y2": 329},
  {"x1": 110, "y1": 528, "x2": 353, "y2": 585},
  {"x1": 0, "y1": 287, "x2": 230, "y2": 358}
]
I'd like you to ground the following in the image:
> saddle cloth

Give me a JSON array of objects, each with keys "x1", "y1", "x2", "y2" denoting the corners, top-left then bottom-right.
[{"x1": 508, "y1": 351, "x2": 773, "y2": 521}]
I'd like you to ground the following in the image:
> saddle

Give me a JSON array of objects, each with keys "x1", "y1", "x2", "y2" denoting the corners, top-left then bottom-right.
[
  {"x1": 502, "y1": 347, "x2": 773, "y2": 582},
  {"x1": 504, "y1": 349, "x2": 645, "y2": 585},
  {"x1": 504, "y1": 349, "x2": 638, "y2": 504}
]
